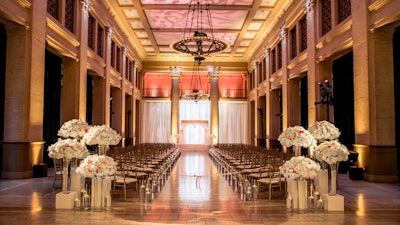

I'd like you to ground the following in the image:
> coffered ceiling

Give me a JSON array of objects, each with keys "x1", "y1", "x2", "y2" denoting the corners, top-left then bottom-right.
[{"x1": 104, "y1": 0, "x2": 290, "y2": 67}]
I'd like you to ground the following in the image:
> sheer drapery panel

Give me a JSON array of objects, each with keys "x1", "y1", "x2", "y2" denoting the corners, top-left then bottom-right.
[
  {"x1": 140, "y1": 100, "x2": 171, "y2": 143},
  {"x1": 219, "y1": 101, "x2": 248, "y2": 144}
]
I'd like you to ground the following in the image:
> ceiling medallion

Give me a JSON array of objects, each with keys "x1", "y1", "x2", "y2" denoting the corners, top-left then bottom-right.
[{"x1": 170, "y1": 0, "x2": 230, "y2": 57}]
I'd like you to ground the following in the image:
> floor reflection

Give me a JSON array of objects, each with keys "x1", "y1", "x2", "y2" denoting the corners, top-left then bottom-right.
[
  {"x1": 179, "y1": 151, "x2": 210, "y2": 202},
  {"x1": 0, "y1": 148, "x2": 400, "y2": 225}
]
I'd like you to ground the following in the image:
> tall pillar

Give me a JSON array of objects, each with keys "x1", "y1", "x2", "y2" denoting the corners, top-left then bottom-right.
[
  {"x1": 2, "y1": 0, "x2": 47, "y2": 178},
  {"x1": 131, "y1": 61, "x2": 138, "y2": 145},
  {"x1": 170, "y1": 66, "x2": 182, "y2": 144},
  {"x1": 352, "y1": 0, "x2": 397, "y2": 182},
  {"x1": 209, "y1": 66, "x2": 220, "y2": 145},
  {"x1": 264, "y1": 49, "x2": 273, "y2": 148},
  {"x1": 280, "y1": 24, "x2": 290, "y2": 129},
  {"x1": 305, "y1": 0, "x2": 317, "y2": 125}
]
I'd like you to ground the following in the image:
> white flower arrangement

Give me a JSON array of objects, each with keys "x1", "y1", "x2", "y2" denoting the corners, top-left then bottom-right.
[
  {"x1": 82, "y1": 125, "x2": 121, "y2": 146},
  {"x1": 308, "y1": 120, "x2": 341, "y2": 141},
  {"x1": 279, "y1": 156, "x2": 321, "y2": 180},
  {"x1": 57, "y1": 119, "x2": 90, "y2": 139},
  {"x1": 75, "y1": 154, "x2": 117, "y2": 177},
  {"x1": 47, "y1": 138, "x2": 90, "y2": 159},
  {"x1": 313, "y1": 140, "x2": 349, "y2": 165},
  {"x1": 278, "y1": 126, "x2": 317, "y2": 148}
]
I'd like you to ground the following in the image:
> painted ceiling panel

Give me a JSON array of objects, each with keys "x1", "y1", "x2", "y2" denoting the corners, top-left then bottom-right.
[
  {"x1": 145, "y1": 10, "x2": 247, "y2": 30},
  {"x1": 108, "y1": 0, "x2": 288, "y2": 62},
  {"x1": 140, "y1": 0, "x2": 254, "y2": 5}
]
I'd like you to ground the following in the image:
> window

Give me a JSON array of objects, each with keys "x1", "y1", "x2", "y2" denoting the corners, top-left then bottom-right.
[
  {"x1": 96, "y1": 26, "x2": 104, "y2": 58},
  {"x1": 47, "y1": 0, "x2": 59, "y2": 20},
  {"x1": 290, "y1": 27, "x2": 297, "y2": 59},
  {"x1": 65, "y1": 0, "x2": 75, "y2": 33},
  {"x1": 321, "y1": 0, "x2": 332, "y2": 35},
  {"x1": 300, "y1": 17, "x2": 307, "y2": 52},
  {"x1": 88, "y1": 14, "x2": 95, "y2": 50},
  {"x1": 338, "y1": 0, "x2": 351, "y2": 23}
]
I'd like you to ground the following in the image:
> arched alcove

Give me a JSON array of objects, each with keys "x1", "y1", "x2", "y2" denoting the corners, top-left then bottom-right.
[{"x1": 179, "y1": 120, "x2": 210, "y2": 144}]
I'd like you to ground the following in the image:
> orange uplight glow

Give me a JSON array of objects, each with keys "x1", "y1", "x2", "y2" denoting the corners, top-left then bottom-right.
[
  {"x1": 356, "y1": 194, "x2": 366, "y2": 216},
  {"x1": 30, "y1": 192, "x2": 42, "y2": 213}
]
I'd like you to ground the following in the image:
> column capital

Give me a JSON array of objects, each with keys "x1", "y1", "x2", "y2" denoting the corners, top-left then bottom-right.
[
  {"x1": 123, "y1": 45, "x2": 128, "y2": 56},
  {"x1": 305, "y1": 0, "x2": 315, "y2": 14},
  {"x1": 208, "y1": 66, "x2": 220, "y2": 79},
  {"x1": 80, "y1": 0, "x2": 91, "y2": 16},
  {"x1": 106, "y1": 22, "x2": 113, "y2": 43},
  {"x1": 264, "y1": 46, "x2": 270, "y2": 57},
  {"x1": 170, "y1": 66, "x2": 182, "y2": 79},
  {"x1": 280, "y1": 23, "x2": 288, "y2": 40},
  {"x1": 252, "y1": 60, "x2": 258, "y2": 71}
]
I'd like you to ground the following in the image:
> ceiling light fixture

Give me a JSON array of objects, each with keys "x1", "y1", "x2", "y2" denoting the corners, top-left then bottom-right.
[
  {"x1": 181, "y1": 56, "x2": 209, "y2": 102},
  {"x1": 170, "y1": 0, "x2": 230, "y2": 58}
]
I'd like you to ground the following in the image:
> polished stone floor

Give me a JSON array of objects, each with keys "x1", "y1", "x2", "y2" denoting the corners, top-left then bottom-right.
[{"x1": 0, "y1": 149, "x2": 400, "y2": 225}]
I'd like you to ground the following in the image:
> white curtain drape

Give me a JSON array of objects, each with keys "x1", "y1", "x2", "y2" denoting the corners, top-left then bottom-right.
[
  {"x1": 140, "y1": 100, "x2": 171, "y2": 143},
  {"x1": 179, "y1": 101, "x2": 210, "y2": 144},
  {"x1": 218, "y1": 101, "x2": 248, "y2": 144}
]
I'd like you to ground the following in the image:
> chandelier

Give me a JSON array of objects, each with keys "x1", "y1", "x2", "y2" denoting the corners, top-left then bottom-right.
[
  {"x1": 170, "y1": 0, "x2": 229, "y2": 57},
  {"x1": 181, "y1": 56, "x2": 209, "y2": 102}
]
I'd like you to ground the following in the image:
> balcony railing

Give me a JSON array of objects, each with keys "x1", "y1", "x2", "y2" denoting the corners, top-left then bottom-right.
[
  {"x1": 220, "y1": 89, "x2": 247, "y2": 98},
  {"x1": 143, "y1": 88, "x2": 171, "y2": 98},
  {"x1": 142, "y1": 88, "x2": 247, "y2": 99}
]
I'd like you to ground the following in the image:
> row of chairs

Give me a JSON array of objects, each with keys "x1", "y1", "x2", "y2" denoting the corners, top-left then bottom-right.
[
  {"x1": 109, "y1": 143, "x2": 181, "y2": 200},
  {"x1": 210, "y1": 144, "x2": 291, "y2": 200}
]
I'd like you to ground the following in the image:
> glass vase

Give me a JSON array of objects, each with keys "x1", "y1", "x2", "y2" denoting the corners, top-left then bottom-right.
[
  {"x1": 297, "y1": 179, "x2": 307, "y2": 214},
  {"x1": 97, "y1": 145, "x2": 109, "y2": 155},
  {"x1": 329, "y1": 163, "x2": 338, "y2": 195},
  {"x1": 293, "y1": 146, "x2": 301, "y2": 156},
  {"x1": 70, "y1": 158, "x2": 81, "y2": 192},
  {"x1": 62, "y1": 158, "x2": 71, "y2": 194},
  {"x1": 287, "y1": 179, "x2": 298, "y2": 211},
  {"x1": 93, "y1": 176, "x2": 103, "y2": 212},
  {"x1": 317, "y1": 161, "x2": 329, "y2": 194}
]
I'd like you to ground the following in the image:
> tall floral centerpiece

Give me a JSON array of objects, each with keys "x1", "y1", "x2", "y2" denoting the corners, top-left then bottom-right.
[
  {"x1": 47, "y1": 138, "x2": 89, "y2": 193},
  {"x1": 278, "y1": 126, "x2": 317, "y2": 156},
  {"x1": 314, "y1": 140, "x2": 349, "y2": 195},
  {"x1": 280, "y1": 156, "x2": 321, "y2": 213},
  {"x1": 80, "y1": 125, "x2": 120, "y2": 211},
  {"x1": 82, "y1": 125, "x2": 121, "y2": 155},
  {"x1": 76, "y1": 154, "x2": 117, "y2": 211},
  {"x1": 57, "y1": 119, "x2": 90, "y2": 139},
  {"x1": 57, "y1": 119, "x2": 90, "y2": 194},
  {"x1": 308, "y1": 120, "x2": 341, "y2": 143},
  {"x1": 308, "y1": 121, "x2": 341, "y2": 195}
]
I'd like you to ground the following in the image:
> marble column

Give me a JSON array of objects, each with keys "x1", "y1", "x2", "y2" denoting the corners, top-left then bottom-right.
[
  {"x1": 170, "y1": 66, "x2": 182, "y2": 144},
  {"x1": 209, "y1": 67, "x2": 220, "y2": 145}
]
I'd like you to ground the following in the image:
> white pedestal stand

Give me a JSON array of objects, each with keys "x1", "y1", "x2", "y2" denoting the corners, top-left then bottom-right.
[
  {"x1": 56, "y1": 192, "x2": 77, "y2": 209},
  {"x1": 322, "y1": 193, "x2": 344, "y2": 211}
]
